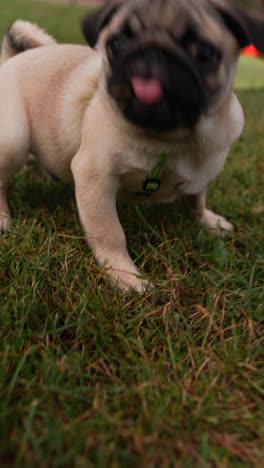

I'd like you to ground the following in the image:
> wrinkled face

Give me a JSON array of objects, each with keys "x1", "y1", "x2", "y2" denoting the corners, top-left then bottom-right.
[{"x1": 100, "y1": 0, "x2": 243, "y2": 131}]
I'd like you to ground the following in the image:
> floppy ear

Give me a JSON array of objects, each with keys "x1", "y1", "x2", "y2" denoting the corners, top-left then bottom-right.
[
  {"x1": 215, "y1": 8, "x2": 249, "y2": 48},
  {"x1": 212, "y1": 1, "x2": 264, "y2": 52},
  {"x1": 81, "y1": 9, "x2": 104, "y2": 47},
  {"x1": 237, "y1": 9, "x2": 264, "y2": 53},
  {"x1": 81, "y1": 1, "x2": 124, "y2": 47}
]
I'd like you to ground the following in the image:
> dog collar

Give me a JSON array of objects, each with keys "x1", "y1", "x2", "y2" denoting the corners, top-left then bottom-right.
[{"x1": 137, "y1": 152, "x2": 168, "y2": 196}]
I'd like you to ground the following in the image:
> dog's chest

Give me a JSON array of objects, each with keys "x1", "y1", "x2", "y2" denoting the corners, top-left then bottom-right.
[{"x1": 118, "y1": 141, "x2": 227, "y2": 201}]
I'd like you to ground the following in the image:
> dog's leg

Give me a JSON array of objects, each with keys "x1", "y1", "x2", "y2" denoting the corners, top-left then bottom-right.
[
  {"x1": 0, "y1": 186, "x2": 11, "y2": 232},
  {"x1": 188, "y1": 190, "x2": 234, "y2": 237},
  {"x1": 0, "y1": 97, "x2": 29, "y2": 232},
  {"x1": 72, "y1": 156, "x2": 150, "y2": 292},
  {"x1": 0, "y1": 148, "x2": 28, "y2": 232}
]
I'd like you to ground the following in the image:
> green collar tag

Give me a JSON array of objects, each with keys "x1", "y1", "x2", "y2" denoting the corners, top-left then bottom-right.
[{"x1": 138, "y1": 153, "x2": 168, "y2": 196}]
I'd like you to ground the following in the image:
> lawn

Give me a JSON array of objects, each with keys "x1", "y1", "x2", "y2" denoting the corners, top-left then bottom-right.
[{"x1": 0, "y1": 1, "x2": 264, "y2": 466}]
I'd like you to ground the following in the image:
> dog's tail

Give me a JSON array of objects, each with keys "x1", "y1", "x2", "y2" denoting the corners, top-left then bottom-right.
[{"x1": 1, "y1": 19, "x2": 57, "y2": 62}]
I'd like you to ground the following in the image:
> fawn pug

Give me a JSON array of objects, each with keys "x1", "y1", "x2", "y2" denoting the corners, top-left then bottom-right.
[{"x1": 1, "y1": 0, "x2": 264, "y2": 291}]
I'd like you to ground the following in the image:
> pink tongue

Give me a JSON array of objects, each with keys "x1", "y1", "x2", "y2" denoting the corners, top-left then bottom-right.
[{"x1": 131, "y1": 76, "x2": 163, "y2": 105}]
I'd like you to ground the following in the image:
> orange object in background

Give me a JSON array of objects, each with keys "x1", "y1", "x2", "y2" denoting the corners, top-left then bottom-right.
[{"x1": 243, "y1": 44, "x2": 264, "y2": 57}]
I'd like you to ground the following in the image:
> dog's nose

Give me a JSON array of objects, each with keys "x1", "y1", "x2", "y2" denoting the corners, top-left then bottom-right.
[
  {"x1": 129, "y1": 47, "x2": 165, "y2": 81},
  {"x1": 143, "y1": 47, "x2": 162, "y2": 62}
]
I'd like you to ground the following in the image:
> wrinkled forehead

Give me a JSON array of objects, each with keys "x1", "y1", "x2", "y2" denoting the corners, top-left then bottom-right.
[{"x1": 109, "y1": 0, "x2": 225, "y2": 43}]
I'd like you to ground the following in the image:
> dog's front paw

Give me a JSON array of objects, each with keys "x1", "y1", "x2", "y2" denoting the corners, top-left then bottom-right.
[
  {"x1": 108, "y1": 268, "x2": 153, "y2": 293},
  {"x1": 0, "y1": 211, "x2": 11, "y2": 233},
  {"x1": 199, "y1": 209, "x2": 234, "y2": 237}
]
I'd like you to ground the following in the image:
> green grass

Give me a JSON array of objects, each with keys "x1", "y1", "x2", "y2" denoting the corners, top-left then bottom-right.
[
  {"x1": 0, "y1": 0, "x2": 88, "y2": 44},
  {"x1": 236, "y1": 54, "x2": 264, "y2": 90},
  {"x1": 0, "y1": 1, "x2": 264, "y2": 466}
]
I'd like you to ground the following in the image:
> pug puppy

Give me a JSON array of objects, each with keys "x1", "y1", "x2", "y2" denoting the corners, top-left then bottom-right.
[{"x1": 0, "y1": 1, "x2": 264, "y2": 292}]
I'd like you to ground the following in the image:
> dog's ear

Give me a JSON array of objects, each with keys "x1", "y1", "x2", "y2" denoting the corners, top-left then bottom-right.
[
  {"x1": 237, "y1": 9, "x2": 264, "y2": 53},
  {"x1": 211, "y1": 1, "x2": 264, "y2": 52},
  {"x1": 82, "y1": 1, "x2": 124, "y2": 47}
]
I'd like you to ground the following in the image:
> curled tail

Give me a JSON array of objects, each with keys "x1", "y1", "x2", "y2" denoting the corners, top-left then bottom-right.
[{"x1": 1, "y1": 19, "x2": 57, "y2": 62}]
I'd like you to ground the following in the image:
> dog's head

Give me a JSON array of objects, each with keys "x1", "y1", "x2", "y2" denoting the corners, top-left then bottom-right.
[{"x1": 82, "y1": 0, "x2": 264, "y2": 131}]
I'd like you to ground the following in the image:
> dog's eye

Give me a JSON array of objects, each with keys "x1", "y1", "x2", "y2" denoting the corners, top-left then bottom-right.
[
  {"x1": 182, "y1": 30, "x2": 222, "y2": 70},
  {"x1": 194, "y1": 42, "x2": 221, "y2": 68},
  {"x1": 107, "y1": 37, "x2": 121, "y2": 57}
]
